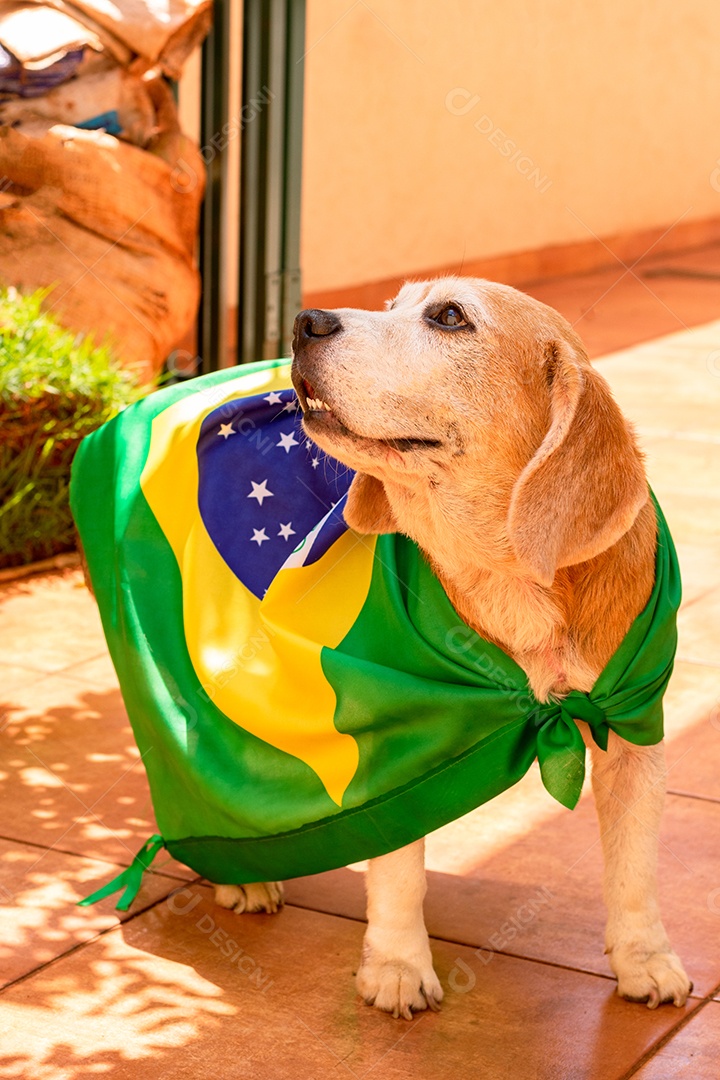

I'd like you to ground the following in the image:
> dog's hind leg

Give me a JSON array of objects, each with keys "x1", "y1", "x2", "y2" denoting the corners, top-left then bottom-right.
[
  {"x1": 588, "y1": 731, "x2": 691, "y2": 1008},
  {"x1": 213, "y1": 881, "x2": 284, "y2": 914},
  {"x1": 357, "y1": 838, "x2": 443, "y2": 1019}
]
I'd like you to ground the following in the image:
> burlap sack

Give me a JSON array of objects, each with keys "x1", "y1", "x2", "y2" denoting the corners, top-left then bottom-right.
[
  {"x1": 0, "y1": 3, "x2": 105, "y2": 65},
  {"x1": 16, "y1": 0, "x2": 212, "y2": 77},
  {"x1": 0, "y1": 65, "x2": 157, "y2": 146},
  {"x1": 0, "y1": 79, "x2": 205, "y2": 380}
]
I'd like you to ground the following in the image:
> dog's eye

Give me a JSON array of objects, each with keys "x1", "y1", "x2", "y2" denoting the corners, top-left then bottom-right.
[{"x1": 431, "y1": 304, "x2": 467, "y2": 328}]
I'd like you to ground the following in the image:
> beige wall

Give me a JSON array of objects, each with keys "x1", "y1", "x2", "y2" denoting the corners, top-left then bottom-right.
[{"x1": 301, "y1": 0, "x2": 720, "y2": 294}]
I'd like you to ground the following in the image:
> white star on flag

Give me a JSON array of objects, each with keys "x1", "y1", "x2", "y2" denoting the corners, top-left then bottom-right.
[
  {"x1": 278, "y1": 522, "x2": 296, "y2": 541},
  {"x1": 282, "y1": 400, "x2": 297, "y2": 412},
  {"x1": 277, "y1": 431, "x2": 299, "y2": 453},
  {"x1": 247, "y1": 479, "x2": 274, "y2": 505},
  {"x1": 251, "y1": 528, "x2": 269, "y2": 546},
  {"x1": 218, "y1": 423, "x2": 235, "y2": 439},
  {"x1": 264, "y1": 391, "x2": 284, "y2": 405},
  {"x1": 311, "y1": 457, "x2": 320, "y2": 469}
]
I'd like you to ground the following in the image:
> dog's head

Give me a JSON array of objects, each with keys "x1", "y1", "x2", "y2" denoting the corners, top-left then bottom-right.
[{"x1": 291, "y1": 277, "x2": 648, "y2": 587}]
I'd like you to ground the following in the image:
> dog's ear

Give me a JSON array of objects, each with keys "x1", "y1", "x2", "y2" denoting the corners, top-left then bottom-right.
[
  {"x1": 507, "y1": 338, "x2": 648, "y2": 587},
  {"x1": 343, "y1": 473, "x2": 398, "y2": 534}
]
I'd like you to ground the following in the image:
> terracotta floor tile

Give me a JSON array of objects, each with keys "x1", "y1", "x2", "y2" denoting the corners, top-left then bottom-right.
[
  {"x1": 0, "y1": 663, "x2": 51, "y2": 698},
  {"x1": 635, "y1": 439, "x2": 720, "y2": 589},
  {"x1": 0, "y1": 673, "x2": 192, "y2": 879},
  {"x1": 645, "y1": 491, "x2": 720, "y2": 548},
  {"x1": 632, "y1": 1001, "x2": 720, "y2": 1079},
  {"x1": 0, "y1": 571, "x2": 106, "y2": 675},
  {"x1": 0, "y1": 838, "x2": 187, "y2": 988},
  {"x1": 676, "y1": 587, "x2": 720, "y2": 671},
  {"x1": 527, "y1": 260, "x2": 720, "y2": 361},
  {"x1": 674, "y1": 542, "x2": 720, "y2": 605},
  {"x1": 641, "y1": 437, "x2": 720, "y2": 507},
  {"x1": 0, "y1": 888, "x2": 698, "y2": 1080},
  {"x1": 662, "y1": 661, "x2": 720, "y2": 749},
  {"x1": 663, "y1": 679, "x2": 720, "y2": 804},
  {"x1": 588, "y1": 324, "x2": 720, "y2": 437},
  {"x1": 58, "y1": 652, "x2": 121, "y2": 690}
]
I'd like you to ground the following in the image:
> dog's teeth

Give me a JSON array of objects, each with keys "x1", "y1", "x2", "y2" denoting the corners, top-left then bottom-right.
[{"x1": 306, "y1": 397, "x2": 331, "y2": 412}]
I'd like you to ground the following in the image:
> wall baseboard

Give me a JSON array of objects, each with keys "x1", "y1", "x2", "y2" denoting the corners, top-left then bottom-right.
[{"x1": 301, "y1": 214, "x2": 720, "y2": 311}]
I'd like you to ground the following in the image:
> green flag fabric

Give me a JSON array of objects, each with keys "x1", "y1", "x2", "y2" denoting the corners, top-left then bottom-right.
[{"x1": 70, "y1": 359, "x2": 680, "y2": 902}]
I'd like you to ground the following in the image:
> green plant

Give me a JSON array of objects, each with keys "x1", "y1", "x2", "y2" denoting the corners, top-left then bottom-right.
[{"x1": 0, "y1": 287, "x2": 143, "y2": 569}]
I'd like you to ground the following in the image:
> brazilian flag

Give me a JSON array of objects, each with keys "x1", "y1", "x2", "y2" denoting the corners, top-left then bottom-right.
[{"x1": 70, "y1": 359, "x2": 680, "y2": 906}]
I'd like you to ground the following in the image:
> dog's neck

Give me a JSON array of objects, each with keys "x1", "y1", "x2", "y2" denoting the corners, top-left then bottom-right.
[
  {"x1": 379, "y1": 479, "x2": 613, "y2": 699},
  {"x1": 437, "y1": 565, "x2": 599, "y2": 701}
]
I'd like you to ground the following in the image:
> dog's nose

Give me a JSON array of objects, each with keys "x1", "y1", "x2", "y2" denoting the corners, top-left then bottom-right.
[{"x1": 293, "y1": 309, "x2": 342, "y2": 349}]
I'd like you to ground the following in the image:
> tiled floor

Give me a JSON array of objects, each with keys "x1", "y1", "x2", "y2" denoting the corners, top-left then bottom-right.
[
  {"x1": 526, "y1": 240, "x2": 720, "y2": 360},
  {"x1": 1, "y1": 256, "x2": 719, "y2": 1079}
]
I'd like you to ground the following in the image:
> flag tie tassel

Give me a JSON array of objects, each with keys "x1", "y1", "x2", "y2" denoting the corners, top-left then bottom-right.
[{"x1": 77, "y1": 834, "x2": 166, "y2": 912}]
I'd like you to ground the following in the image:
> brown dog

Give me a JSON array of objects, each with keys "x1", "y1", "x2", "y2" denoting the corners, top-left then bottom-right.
[{"x1": 215, "y1": 277, "x2": 691, "y2": 1018}]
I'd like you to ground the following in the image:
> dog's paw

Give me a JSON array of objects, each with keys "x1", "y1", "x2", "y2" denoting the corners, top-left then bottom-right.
[
  {"x1": 356, "y1": 948, "x2": 443, "y2": 1020},
  {"x1": 611, "y1": 944, "x2": 692, "y2": 1008},
  {"x1": 213, "y1": 881, "x2": 284, "y2": 914}
]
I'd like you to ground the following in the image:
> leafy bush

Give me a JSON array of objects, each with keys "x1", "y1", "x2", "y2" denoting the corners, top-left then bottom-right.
[{"x1": 0, "y1": 288, "x2": 143, "y2": 569}]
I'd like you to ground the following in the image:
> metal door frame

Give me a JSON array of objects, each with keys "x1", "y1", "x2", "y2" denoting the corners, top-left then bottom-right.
[{"x1": 197, "y1": 0, "x2": 306, "y2": 372}]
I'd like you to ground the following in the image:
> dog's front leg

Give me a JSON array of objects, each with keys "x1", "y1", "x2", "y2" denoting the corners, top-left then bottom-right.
[
  {"x1": 357, "y1": 838, "x2": 443, "y2": 1019},
  {"x1": 589, "y1": 732, "x2": 691, "y2": 1008}
]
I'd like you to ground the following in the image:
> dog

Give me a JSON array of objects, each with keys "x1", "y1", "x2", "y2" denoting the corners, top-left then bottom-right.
[{"x1": 213, "y1": 276, "x2": 692, "y2": 1019}]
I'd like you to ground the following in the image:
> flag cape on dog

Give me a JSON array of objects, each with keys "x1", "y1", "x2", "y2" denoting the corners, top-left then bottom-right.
[{"x1": 70, "y1": 359, "x2": 681, "y2": 909}]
